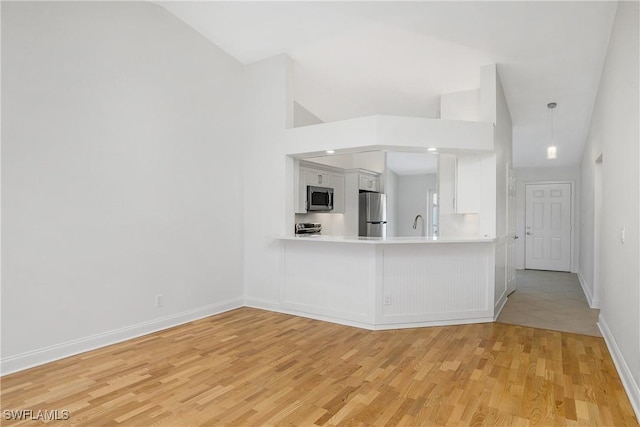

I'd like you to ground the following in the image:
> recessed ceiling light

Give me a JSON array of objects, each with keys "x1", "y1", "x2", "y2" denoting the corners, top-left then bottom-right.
[
  {"x1": 427, "y1": 147, "x2": 437, "y2": 152},
  {"x1": 547, "y1": 146, "x2": 557, "y2": 159},
  {"x1": 325, "y1": 150, "x2": 335, "y2": 154}
]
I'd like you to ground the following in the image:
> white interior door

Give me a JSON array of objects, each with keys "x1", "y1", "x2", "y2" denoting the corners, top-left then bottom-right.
[
  {"x1": 506, "y1": 168, "x2": 517, "y2": 294},
  {"x1": 525, "y1": 183, "x2": 572, "y2": 272}
]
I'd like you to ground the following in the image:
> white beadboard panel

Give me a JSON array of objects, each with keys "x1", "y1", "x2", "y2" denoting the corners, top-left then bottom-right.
[
  {"x1": 282, "y1": 241, "x2": 375, "y2": 323},
  {"x1": 380, "y1": 243, "x2": 494, "y2": 323}
]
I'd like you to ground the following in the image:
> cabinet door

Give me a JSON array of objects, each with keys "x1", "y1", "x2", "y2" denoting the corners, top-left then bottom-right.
[
  {"x1": 306, "y1": 170, "x2": 331, "y2": 187},
  {"x1": 296, "y1": 169, "x2": 307, "y2": 213},
  {"x1": 358, "y1": 174, "x2": 379, "y2": 191},
  {"x1": 331, "y1": 173, "x2": 345, "y2": 213},
  {"x1": 370, "y1": 177, "x2": 380, "y2": 192}
]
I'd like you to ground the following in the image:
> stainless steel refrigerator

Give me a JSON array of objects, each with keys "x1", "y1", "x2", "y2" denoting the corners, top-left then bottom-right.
[{"x1": 359, "y1": 192, "x2": 387, "y2": 237}]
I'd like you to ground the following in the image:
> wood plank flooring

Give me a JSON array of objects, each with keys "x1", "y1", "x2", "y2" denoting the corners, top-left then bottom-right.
[{"x1": 1, "y1": 307, "x2": 637, "y2": 426}]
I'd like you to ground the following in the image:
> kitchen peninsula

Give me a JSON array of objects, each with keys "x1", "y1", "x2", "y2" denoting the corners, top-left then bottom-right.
[
  {"x1": 249, "y1": 63, "x2": 514, "y2": 333},
  {"x1": 276, "y1": 235, "x2": 502, "y2": 330}
]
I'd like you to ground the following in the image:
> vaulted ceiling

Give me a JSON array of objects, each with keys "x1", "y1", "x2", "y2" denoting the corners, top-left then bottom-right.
[{"x1": 158, "y1": 1, "x2": 617, "y2": 168}]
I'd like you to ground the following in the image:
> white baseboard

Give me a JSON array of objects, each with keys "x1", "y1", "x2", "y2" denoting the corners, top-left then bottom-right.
[
  {"x1": 245, "y1": 298, "x2": 375, "y2": 330},
  {"x1": 1, "y1": 297, "x2": 244, "y2": 376},
  {"x1": 244, "y1": 297, "x2": 281, "y2": 312},
  {"x1": 246, "y1": 298, "x2": 495, "y2": 331},
  {"x1": 372, "y1": 317, "x2": 494, "y2": 330},
  {"x1": 577, "y1": 270, "x2": 600, "y2": 308},
  {"x1": 493, "y1": 292, "x2": 508, "y2": 320},
  {"x1": 598, "y1": 314, "x2": 640, "y2": 422}
]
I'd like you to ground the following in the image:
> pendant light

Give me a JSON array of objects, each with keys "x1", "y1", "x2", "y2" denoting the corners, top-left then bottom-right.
[{"x1": 547, "y1": 102, "x2": 558, "y2": 159}]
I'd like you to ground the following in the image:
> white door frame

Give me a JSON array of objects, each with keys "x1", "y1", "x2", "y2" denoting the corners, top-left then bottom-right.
[
  {"x1": 593, "y1": 155, "x2": 603, "y2": 307},
  {"x1": 524, "y1": 180, "x2": 575, "y2": 272},
  {"x1": 428, "y1": 189, "x2": 438, "y2": 237},
  {"x1": 506, "y1": 165, "x2": 517, "y2": 295}
]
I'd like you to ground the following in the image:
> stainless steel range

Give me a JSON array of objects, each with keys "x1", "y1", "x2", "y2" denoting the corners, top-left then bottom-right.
[{"x1": 295, "y1": 223, "x2": 322, "y2": 235}]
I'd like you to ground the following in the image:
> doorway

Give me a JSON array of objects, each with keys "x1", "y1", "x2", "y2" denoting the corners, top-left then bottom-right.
[{"x1": 525, "y1": 182, "x2": 572, "y2": 272}]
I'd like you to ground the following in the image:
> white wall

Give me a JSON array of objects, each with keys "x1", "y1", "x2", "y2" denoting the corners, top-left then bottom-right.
[
  {"x1": 243, "y1": 55, "x2": 293, "y2": 306},
  {"x1": 1, "y1": 2, "x2": 245, "y2": 373},
  {"x1": 440, "y1": 89, "x2": 481, "y2": 122},
  {"x1": 293, "y1": 101, "x2": 323, "y2": 127},
  {"x1": 514, "y1": 167, "x2": 581, "y2": 272},
  {"x1": 579, "y1": 1, "x2": 640, "y2": 418},
  {"x1": 395, "y1": 174, "x2": 437, "y2": 237}
]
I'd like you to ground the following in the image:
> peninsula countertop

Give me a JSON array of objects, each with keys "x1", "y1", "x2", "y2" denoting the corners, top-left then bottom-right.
[{"x1": 277, "y1": 235, "x2": 496, "y2": 244}]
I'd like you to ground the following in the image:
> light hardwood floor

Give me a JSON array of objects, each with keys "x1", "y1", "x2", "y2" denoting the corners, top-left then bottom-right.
[{"x1": 1, "y1": 308, "x2": 637, "y2": 426}]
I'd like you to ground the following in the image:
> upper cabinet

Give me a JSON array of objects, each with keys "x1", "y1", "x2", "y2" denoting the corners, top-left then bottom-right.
[
  {"x1": 331, "y1": 173, "x2": 345, "y2": 214},
  {"x1": 438, "y1": 153, "x2": 481, "y2": 214},
  {"x1": 358, "y1": 171, "x2": 379, "y2": 192},
  {"x1": 305, "y1": 170, "x2": 331, "y2": 188}
]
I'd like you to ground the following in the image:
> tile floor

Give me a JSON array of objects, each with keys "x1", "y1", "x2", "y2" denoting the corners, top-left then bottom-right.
[{"x1": 496, "y1": 269, "x2": 601, "y2": 336}]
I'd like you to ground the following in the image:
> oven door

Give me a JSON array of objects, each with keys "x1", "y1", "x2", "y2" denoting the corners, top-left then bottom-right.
[{"x1": 307, "y1": 186, "x2": 334, "y2": 211}]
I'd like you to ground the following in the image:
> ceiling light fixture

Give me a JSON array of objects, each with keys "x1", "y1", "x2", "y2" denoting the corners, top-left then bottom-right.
[
  {"x1": 427, "y1": 147, "x2": 437, "y2": 152},
  {"x1": 546, "y1": 102, "x2": 558, "y2": 160},
  {"x1": 325, "y1": 150, "x2": 335, "y2": 154}
]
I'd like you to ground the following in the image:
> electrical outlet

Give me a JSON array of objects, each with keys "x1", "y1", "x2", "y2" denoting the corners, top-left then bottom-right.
[
  {"x1": 156, "y1": 294, "x2": 164, "y2": 308},
  {"x1": 384, "y1": 295, "x2": 391, "y2": 305},
  {"x1": 620, "y1": 227, "x2": 626, "y2": 243}
]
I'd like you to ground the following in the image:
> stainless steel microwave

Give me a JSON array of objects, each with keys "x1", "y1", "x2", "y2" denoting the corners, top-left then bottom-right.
[{"x1": 307, "y1": 186, "x2": 334, "y2": 211}]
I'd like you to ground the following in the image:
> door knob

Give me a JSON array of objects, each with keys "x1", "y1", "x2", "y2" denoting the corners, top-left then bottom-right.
[
  {"x1": 514, "y1": 235, "x2": 519, "y2": 239},
  {"x1": 526, "y1": 232, "x2": 531, "y2": 235}
]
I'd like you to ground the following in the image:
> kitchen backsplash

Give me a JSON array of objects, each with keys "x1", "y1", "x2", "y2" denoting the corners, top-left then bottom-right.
[{"x1": 295, "y1": 213, "x2": 348, "y2": 236}]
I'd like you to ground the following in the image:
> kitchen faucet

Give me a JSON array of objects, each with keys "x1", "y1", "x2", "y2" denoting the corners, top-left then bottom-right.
[{"x1": 413, "y1": 214, "x2": 425, "y2": 237}]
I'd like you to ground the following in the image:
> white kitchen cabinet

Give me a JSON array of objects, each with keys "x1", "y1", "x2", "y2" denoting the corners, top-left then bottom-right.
[
  {"x1": 438, "y1": 153, "x2": 480, "y2": 214},
  {"x1": 358, "y1": 172, "x2": 379, "y2": 192},
  {"x1": 305, "y1": 170, "x2": 331, "y2": 188},
  {"x1": 296, "y1": 168, "x2": 307, "y2": 213},
  {"x1": 331, "y1": 173, "x2": 345, "y2": 213}
]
